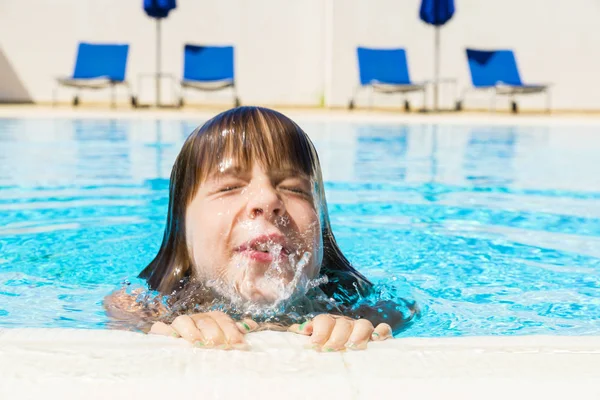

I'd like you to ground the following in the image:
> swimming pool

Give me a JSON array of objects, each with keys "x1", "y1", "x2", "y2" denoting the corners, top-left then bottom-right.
[{"x1": 1, "y1": 116, "x2": 599, "y2": 337}]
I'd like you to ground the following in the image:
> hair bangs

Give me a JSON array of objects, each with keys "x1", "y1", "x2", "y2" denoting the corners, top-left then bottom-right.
[{"x1": 191, "y1": 107, "x2": 318, "y2": 188}]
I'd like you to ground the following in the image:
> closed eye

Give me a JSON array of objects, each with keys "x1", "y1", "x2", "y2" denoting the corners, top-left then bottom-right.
[
  {"x1": 280, "y1": 186, "x2": 310, "y2": 196},
  {"x1": 277, "y1": 177, "x2": 312, "y2": 197},
  {"x1": 218, "y1": 185, "x2": 243, "y2": 193},
  {"x1": 212, "y1": 179, "x2": 247, "y2": 194}
]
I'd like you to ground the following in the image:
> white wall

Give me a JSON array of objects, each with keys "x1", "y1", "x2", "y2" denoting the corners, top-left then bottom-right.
[{"x1": 1, "y1": 0, "x2": 600, "y2": 110}]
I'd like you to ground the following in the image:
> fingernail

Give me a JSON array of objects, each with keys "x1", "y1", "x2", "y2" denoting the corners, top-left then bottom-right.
[
  {"x1": 371, "y1": 332, "x2": 380, "y2": 341},
  {"x1": 194, "y1": 341, "x2": 205, "y2": 348},
  {"x1": 231, "y1": 343, "x2": 250, "y2": 351},
  {"x1": 346, "y1": 341, "x2": 367, "y2": 350},
  {"x1": 304, "y1": 343, "x2": 321, "y2": 351},
  {"x1": 242, "y1": 322, "x2": 251, "y2": 332},
  {"x1": 217, "y1": 344, "x2": 230, "y2": 350},
  {"x1": 311, "y1": 335, "x2": 324, "y2": 344},
  {"x1": 323, "y1": 347, "x2": 337, "y2": 352},
  {"x1": 299, "y1": 321, "x2": 308, "y2": 331},
  {"x1": 171, "y1": 332, "x2": 179, "y2": 338}
]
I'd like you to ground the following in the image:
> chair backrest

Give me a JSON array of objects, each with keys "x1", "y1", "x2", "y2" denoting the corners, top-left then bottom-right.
[
  {"x1": 357, "y1": 47, "x2": 412, "y2": 86},
  {"x1": 466, "y1": 49, "x2": 523, "y2": 88},
  {"x1": 72, "y1": 43, "x2": 129, "y2": 82},
  {"x1": 183, "y1": 45, "x2": 234, "y2": 82}
]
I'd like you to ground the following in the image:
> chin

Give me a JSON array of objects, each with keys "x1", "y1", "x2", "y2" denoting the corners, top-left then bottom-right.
[
  {"x1": 222, "y1": 252, "x2": 315, "y2": 307},
  {"x1": 238, "y1": 276, "x2": 293, "y2": 304}
]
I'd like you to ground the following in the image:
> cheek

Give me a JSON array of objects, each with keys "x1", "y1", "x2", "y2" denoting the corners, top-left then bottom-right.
[
  {"x1": 186, "y1": 199, "x2": 236, "y2": 270},
  {"x1": 286, "y1": 201, "x2": 323, "y2": 269},
  {"x1": 308, "y1": 232, "x2": 324, "y2": 279},
  {"x1": 287, "y1": 202, "x2": 320, "y2": 236}
]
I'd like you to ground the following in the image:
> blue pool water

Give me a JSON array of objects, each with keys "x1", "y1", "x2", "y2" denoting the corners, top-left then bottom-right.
[{"x1": 1, "y1": 117, "x2": 599, "y2": 337}]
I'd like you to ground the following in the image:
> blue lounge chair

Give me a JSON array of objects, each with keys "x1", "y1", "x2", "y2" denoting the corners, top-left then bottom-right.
[
  {"x1": 179, "y1": 44, "x2": 240, "y2": 107},
  {"x1": 54, "y1": 42, "x2": 135, "y2": 108},
  {"x1": 349, "y1": 47, "x2": 426, "y2": 112},
  {"x1": 460, "y1": 49, "x2": 550, "y2": 113}
]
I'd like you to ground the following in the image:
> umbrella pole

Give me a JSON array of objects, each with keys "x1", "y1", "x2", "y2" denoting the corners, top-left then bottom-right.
[
  {"x1": 156, "y1": 19, "x2": 161, "y2": 107},
  {"x1": 434, "y1": 26, "x2": 440, "y2": 112}
]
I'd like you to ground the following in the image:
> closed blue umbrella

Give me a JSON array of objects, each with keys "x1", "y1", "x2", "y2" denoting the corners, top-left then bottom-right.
[
  {"x1": 144, "y1": 0, "x2": 177, "y2": 106},
  {"x1": 419, "y1": 0, "x2": 455, "y2": 111}
]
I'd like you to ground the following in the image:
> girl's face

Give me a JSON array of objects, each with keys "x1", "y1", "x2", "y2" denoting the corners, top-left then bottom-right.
[{"x1": 185, "y1": 162, "x2": 323, "y2": 305}]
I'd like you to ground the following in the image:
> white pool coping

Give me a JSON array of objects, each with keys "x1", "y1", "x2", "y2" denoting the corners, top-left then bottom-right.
[
  {"x1": 3, "y1": 105, "x2": 600, "y2": 126},
  {"x1": 1, "y1": 329, "x2": 599, "y2": 400}
]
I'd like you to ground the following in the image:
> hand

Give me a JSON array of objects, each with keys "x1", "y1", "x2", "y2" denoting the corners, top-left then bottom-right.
[
  {"x1": 288, "y1": 314, "x2": 392, "y2": 352},
  {"x1": 149, "y1": 311, "x2": 258, "y2": 350}
]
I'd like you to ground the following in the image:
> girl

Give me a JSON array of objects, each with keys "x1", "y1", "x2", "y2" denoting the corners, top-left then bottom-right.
[{"x1": 106, "y1": 106, "x2": 416, "y2": 351}]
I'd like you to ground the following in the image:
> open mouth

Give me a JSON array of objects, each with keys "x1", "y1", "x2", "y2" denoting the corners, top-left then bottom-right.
[
  {"x1": 235, "y1": 234, "x2": 291, "y2": 262},
  {"x1": 252, "y1": 242, "x2": 278, "y2": 253}
]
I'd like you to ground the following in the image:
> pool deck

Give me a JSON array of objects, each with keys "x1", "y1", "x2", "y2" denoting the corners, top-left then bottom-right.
[
  {"x1": 3, "y1": 105, "x2": 600, "y2": 126},
  {"x1": 1, "y1": 329, "x2": 599, "y2": 399},
  {"x1": 2, "y1": 106, "x2": 600, "y2": 399}
]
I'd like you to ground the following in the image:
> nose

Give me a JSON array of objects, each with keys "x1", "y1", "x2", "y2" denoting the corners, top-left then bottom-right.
[{"x1": 246, "y1": 181, "x2": 285, "y2": 220}]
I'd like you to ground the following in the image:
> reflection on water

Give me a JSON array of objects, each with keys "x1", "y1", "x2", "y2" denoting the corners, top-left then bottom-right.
[
  {"x1": 354, "y1": 125, "x2": 410, "y2": 182},
  {"x1": 464, "y1": 127, "x2": 517, "y2": 186},
  {"x1": 0, "y1": 118, "x2": 599, "y2": 336},
  {"x1": 74, "y1": 120, "x2": 131, "y2": 181}
]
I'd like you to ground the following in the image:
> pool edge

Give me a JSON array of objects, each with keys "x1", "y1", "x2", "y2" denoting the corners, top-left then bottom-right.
[{"x1": 2, "y1": 329, "x2": 599, "y2": 399}]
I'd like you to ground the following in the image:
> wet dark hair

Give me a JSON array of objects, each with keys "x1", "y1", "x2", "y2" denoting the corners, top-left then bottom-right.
[{"x1": 139, "y1": 106, "x2": 372, "y2": 305}]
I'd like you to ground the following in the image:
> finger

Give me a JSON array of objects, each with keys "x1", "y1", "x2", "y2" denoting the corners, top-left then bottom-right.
[
  {"x1": 310, "y1": 314, "x2": 336, "y2": 349},
  {"x1": 288, "y1": 320, "x2": 313, "y2": 336},
  {"x1": 236, "y1": 318, "x2": 259, "y2": 334},
  {"x1": 345, "y1": 319, "x2": 374, "y2": 350},
  {"x1": 322, "y1": 317, "x2": 353, "y2": 352},
  {"x1": 371, "y1": 323, "x2": 393, "y2": 341},
  {"x1": 170, "y1": 315, "x2": 204, "y2": 347},
  {"x1": 149, "y1": 321, "x2": 180, "y2": 338},
  {"x1": 191, "y1": 314, "x2": 227, "y2": 348},
  {"x1": 206, "y1": 311, "x2": 246, "y2": 348}
]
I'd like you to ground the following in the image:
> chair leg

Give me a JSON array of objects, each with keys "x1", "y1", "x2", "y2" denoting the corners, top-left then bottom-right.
[
  {"x1": 490, "y1": 89, "x2": 496, "y2": 113},
  {"x1": 110, "y1": 84, "x2": 116, "y2": 109},
  {"x1": 52, "y1": 85, "x2": 58, "y2": 107},
  {"x1": 404, "y1": 99, "x2": 411, "y2": 112},
  {"x1": 348, "y1": 86, "x2": 361, "y2": 110},
  {"x1": 511, "y1": 101, "x2": 518, "y2": 114},
  {"x1": 457, "y1": 87, "x2": 469, "y2": 113},
  {"x1": 73, "y1": 91, "x2": 80, "y2": 107},
  {"x1": 452, "y1": 80, "x2": 459, "y2": 112},
  {"x1": 232, "y1": 86, "x2": 241, "y2": 107},
  {"x1": 178, "y1": 85, "x2": 186, "y2": 109},
  {"x1": 127, "y1": 83, "x2": 137, "y2": 108}
]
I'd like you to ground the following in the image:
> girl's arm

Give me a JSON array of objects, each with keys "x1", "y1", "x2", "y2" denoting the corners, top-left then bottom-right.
[{"x1": 103, "y1": 289, "x2": 167, "y2": 332}]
